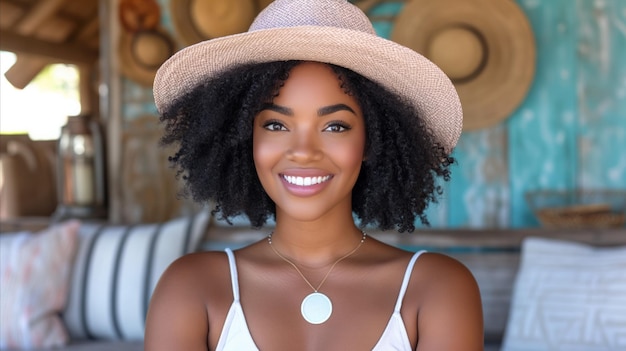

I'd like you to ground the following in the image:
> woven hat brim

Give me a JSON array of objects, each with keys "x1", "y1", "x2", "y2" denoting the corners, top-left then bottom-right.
[{"x1": 153, "y1": 26, "x2": 463, "y2": 152}]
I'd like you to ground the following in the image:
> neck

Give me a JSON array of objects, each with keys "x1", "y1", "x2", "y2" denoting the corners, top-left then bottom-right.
[{"x1": 269, "y1": 220, "x2": 365, "y2": 267}]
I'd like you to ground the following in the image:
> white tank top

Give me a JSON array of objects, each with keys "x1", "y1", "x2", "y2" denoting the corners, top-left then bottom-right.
[{"x1": 216, "y1": 248, "x2": 425, "y2": 350}]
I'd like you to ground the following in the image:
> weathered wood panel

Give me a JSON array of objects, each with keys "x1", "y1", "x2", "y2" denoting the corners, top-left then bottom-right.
[
  {"x1": 576, "y1": 0, "x2": 626, "y2": 189},
  {"x1": 119, "y1": 114, "x2": 200, "y2": 223},
  {"x1": 509, "y1": 0, "x2": 626, "y2": 227},
  {"x1": 508, "y1": 0, "x2": 580, "y2": 227},
  {"x1": 449, "y1": 126, "x2": 510, "y2": 228}
]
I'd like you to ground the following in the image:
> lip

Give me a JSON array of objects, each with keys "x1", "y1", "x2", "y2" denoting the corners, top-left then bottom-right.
[{"x1": 279, "y1": 170, "x2": 333, "y2": 197}]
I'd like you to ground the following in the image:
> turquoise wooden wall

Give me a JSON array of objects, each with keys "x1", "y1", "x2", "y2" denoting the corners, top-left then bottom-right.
[{"x1": 120, "y1": 0, "x2": 626, "y2": 228}]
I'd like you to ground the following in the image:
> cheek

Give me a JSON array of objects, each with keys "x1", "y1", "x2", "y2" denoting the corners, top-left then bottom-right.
[
  {"x1": 252, "y1": 131, "x2": 280, "y2": 181},
  {"x1": 252, "y1": 132, "x2": 266, "y2": 173},
  {"x1": 331, "y1": 133, "x2": 366, "y2": 176},
  {"x1": 345, "y1": 145, "x2": 366, "y2": 175}
]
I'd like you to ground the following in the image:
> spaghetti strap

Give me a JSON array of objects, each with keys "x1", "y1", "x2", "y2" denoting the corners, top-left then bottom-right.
[
  {"x1": 224, "y1": 248, "x2": 240, "y2": 301},
  {"x1": 394, "y1": 250, "x2": 426, "y2": 312}
]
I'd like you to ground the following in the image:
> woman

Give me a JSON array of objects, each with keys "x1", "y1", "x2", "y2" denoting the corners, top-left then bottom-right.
[{"x1": 145, "y1": 0, "x2": 483, "y2": 350}]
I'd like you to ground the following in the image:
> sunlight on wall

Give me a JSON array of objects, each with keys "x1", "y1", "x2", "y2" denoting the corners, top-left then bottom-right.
[{"x1": 0, "y1": 51, "x2": 81, "y2": 140}]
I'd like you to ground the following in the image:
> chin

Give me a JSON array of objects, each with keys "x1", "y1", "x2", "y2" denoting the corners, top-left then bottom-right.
[{"x1": 275, "y1": 199, "x2": 352, "y2": 224}]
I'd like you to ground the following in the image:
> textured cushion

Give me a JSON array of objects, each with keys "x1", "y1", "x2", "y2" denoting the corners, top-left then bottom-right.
[
  {"x1": 502, "y1": 237, "x2": 626, "y2": 351},
  {"x1": 0, "y1": 221, "x2": 80, "y2": 349},
  {"x1": 61, "y1": 211, "x2": 210, "y2": 341}
]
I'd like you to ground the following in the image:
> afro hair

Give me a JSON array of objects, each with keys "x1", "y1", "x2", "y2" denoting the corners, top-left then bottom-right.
[{"x1": 160, "y1": 61, "x2": 454, "y2": 232}]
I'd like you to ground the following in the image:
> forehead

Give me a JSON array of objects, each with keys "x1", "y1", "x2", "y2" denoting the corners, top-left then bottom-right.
[{"x1": 272, "y1": 62, "x2": 358, "y2": 107}]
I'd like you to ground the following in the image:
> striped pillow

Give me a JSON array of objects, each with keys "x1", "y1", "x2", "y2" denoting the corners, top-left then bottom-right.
[{"x1": 61, "y1": 211, "x2": 210, "y2": 340}]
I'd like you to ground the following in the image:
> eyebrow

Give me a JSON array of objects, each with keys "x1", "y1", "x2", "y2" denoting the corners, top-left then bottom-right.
[
  {"x1": 317, "y1": 104, "x2": 356, "y2": 117},
  {"x1": 260, "y1": 103, "x2": 356, "y2": 117},
  {"x1": 261, "y1": 103, "x2": 292, "y2": 115}
]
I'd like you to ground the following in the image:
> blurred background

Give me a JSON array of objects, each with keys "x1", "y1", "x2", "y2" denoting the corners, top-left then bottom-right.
[{"x1": 1, "y1": 0, "x2": 625, "y2": 229}]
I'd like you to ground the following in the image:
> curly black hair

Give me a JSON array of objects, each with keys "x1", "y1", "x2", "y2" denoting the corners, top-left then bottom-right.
[{"x1": 159, "y1": 60, "x2": 454, "y2": 232}]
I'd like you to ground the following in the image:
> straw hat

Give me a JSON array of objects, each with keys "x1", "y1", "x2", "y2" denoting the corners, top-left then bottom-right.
[
  {"x1": 119, "y1": 28, "x2": 176, "y2": 87},
  {"x1": 169, "y1": 0, "x2": 257, "y2": 46},
  {"x1": 392, "y1": 0, "x2": 535, "y2": 131},
  {"x1": 154, "y1": 0, "x2": 463, "y2": 152}
]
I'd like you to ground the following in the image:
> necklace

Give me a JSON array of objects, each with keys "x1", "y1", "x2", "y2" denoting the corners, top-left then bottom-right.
[{"x1": 267, "y1": 231, "x2": 367, "y2": 324}]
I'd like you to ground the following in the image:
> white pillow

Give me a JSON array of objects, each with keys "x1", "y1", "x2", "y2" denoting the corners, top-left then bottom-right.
[
  {"x1": 501, "y1": 237, "x2": 626, "y2": 351},
  {"x1": 0, "y1": 221, "x2": 79, "y2": 349},
  {"x1": 61, "y1": 211, "x2": 210, "y2": 341}
]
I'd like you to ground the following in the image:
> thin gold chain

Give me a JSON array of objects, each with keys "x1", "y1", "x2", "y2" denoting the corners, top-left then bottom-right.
[{"x1": 267, "y1": 231, "x2": 367, "y2": 292}]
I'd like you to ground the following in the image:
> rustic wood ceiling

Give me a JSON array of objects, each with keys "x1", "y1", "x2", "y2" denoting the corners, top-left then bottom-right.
[{"x1": 0, "y1": 0, "x2": 100, "y2": 88}]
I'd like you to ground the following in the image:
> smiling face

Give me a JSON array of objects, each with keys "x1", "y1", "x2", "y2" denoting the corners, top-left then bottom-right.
[{"x1": 253, "y1": 62, "x2": 366, "y2": 224}]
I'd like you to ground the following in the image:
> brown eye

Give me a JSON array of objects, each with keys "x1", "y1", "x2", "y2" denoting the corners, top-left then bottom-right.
[
  {"x1": 324, "y1": 122, "x2": 351, "y2": 133},
  {"x1": 263, "y1": 121, "x2": 288, "y2": 131}
]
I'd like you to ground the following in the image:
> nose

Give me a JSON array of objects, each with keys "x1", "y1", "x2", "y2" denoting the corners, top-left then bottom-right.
[{"x1": 286, "y1": 129, "x2": 323, "y2": 163}]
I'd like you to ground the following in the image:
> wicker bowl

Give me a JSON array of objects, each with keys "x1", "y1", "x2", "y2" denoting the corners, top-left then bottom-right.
[{"x1": 525, "y1": 190, "x2": 626, "y2": 229}]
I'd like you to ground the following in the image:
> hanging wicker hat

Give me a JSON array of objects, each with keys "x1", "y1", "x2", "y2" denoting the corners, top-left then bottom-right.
[
  {"x1": 169, "y1": 0, "x2": 257, "y2": 46},
  {"x1": 119, "y1": 28, "x2": 176, "y2": 87},
  {"x1": 392, "y1": 0, "x2": 535, "y2": 130}
]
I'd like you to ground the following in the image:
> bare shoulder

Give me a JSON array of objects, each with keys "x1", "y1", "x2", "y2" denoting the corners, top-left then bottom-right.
[
  {"x1": 160, "y1": 250, "x2": 230, "y2": 284},
  {"x1": 411, "y1": 252, "x2": 484, "y2": 350},
  {"x1": 412, "y1": 252, "x2": 482, "y2": 307},
  {"x1": 144, "y1": 251, "x2": 232, "y2": 351},
  {"x1": 149, "y1": 250, "x2": 236, "y2": 312},
  {"x1": 416, "y1": 252, "x2": 479, "y2": 288}
]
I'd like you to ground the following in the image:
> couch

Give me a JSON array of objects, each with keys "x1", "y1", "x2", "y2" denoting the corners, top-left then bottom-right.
[
  {"x1": 2, "y1": 215, "x2": 625, "y2": 351},
  {"x1": 1, "y1": 211, "x2": 210, "y2": 351}
]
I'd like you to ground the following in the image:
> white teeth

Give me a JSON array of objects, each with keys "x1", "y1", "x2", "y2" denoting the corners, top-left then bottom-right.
[{"x1": 283, "y1": 175, "x2": 331, "y2": 186}]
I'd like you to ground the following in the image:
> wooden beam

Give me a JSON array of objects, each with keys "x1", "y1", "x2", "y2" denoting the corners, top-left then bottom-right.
[
  {"x1": 3, "y1": 55, "x2": 51, "y2": 89},
  {"x1": 0, "y1": 2, "x2": 25, "y2": 29},
  {"x1": 76, "y1": 16, "x2": 99, "y2": 42},
  {"x1": 0, "y1": 30, "x2": 98, "y2": 64},
  {"x1": 3, "y1": 8, "x2": 100, "y2": 89},
  {"x1": 15, "y1": 0, "x2": 68, "y2": 35},
  {"x1": 4, "y1": 17, "x2": 77, "y2": 88}
]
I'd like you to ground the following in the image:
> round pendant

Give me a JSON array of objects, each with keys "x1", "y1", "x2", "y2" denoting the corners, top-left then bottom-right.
[{"x1": 301, "y1": 292, "x2": 332, "y2": 324}]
